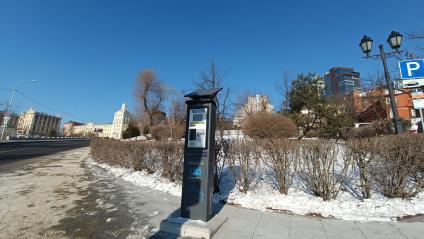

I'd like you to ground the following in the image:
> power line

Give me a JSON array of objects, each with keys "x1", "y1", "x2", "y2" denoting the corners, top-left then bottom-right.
[{"x1": 15, "y1": 90, "x2": 87, "y2": 122}]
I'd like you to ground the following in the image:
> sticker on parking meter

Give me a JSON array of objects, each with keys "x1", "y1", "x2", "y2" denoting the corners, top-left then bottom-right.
[
  {"x1": 188, "y1": 108, "x2": 208, "y2": 148},
  {"x1": 189, "y1": 167, "x2": 202, "y2": 177}
]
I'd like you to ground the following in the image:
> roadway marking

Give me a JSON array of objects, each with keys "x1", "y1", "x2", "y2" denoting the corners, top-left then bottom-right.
[{"x1": 0, "y1": 147, "x2": 39, "y2": 154}]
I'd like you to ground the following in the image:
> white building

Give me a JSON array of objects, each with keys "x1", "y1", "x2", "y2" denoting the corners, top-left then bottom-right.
[
  {"x1": 65, "y1": 104, "x2": 129, "y2": 139},
  {"x1": 233, "y1": 94, "x2": 274, "y2": 128},
  {"x1": 111, "y1": 104, "x2": 130, "y2": 139},
  {"x1": 16, "y1": 108, "x2": 61, "y2": 136}
]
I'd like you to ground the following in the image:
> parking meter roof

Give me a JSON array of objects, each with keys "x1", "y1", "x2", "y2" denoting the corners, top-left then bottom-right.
[{"x1": 184, "y1": 88, "x2": 222, "y2": 100}]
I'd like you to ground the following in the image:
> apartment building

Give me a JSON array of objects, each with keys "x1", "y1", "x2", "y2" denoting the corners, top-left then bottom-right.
[{"x1": 17, "y1": 108, "x2": 61, "y2": 136}]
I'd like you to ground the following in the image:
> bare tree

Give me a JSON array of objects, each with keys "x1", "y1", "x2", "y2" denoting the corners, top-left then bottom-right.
[
  {"x1": 405, "y1": 31, "x2": 424, "y2": 58},
  {"x1": 276, "y1": 71, "x2": 292, "y2": 113},
  {"x1": 234, "y1": 90, "x2": 254, "y2": 117},
  {"x1": 134, "y1": 70, "x2": 167, "y2": 134},
  {"x1": 169, "y1": 97, "x2": 186, "y2": 140},
  {"x1": 357, "y1": 71, "x2": 388, "y2": 122},
  {"x1": 194, "y1": 61, "x2": 232, "y2": 193},
  {"x1": 194, "y1": 61, "x2": 232, "y2": 136}
]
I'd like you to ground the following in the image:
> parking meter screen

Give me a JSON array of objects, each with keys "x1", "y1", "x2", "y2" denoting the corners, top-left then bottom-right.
[{"x1": 188, "y1": 108, "x2": 208, "y2": 148}]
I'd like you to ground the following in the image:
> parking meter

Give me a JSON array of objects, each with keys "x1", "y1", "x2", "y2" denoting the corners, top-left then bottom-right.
[{"x1": 180, "y1": 88, "x2": 222, "y2": 222}]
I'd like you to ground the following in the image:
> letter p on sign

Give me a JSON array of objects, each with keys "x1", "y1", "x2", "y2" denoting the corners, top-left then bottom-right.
[
  {"x1": 407, "y1": 62, "x2": 420, "y2": 76},
  {"x1": 399, "y1": 59, "x2": 424, "y2": 79}
]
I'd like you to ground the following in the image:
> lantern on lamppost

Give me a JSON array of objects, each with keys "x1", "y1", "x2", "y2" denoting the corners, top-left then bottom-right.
[
  {"x1": 387, "y1": 31, "x2": 403, "y2": 51},
  {"x1": 358, "y1": 31, "x2": 404, "y2": 134}
]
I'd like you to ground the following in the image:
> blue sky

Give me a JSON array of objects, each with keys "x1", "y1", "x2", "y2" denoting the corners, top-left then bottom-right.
[{"x1": 1, "y1": 0, "x2": 423, "y2": 124}]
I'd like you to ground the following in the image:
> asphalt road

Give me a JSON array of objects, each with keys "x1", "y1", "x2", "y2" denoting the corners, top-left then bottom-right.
[{"x1": 0, "y1": 139, "x2": 90, "y2": 172}]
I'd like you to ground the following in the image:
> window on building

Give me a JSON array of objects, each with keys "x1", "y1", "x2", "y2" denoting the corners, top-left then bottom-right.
[{"x1": 415, "y1": 109, "x2": 422, "y2": 118}]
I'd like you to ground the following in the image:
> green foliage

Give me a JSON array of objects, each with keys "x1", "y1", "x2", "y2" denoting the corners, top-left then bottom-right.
[
  {"x1": 289, "y1": 73, "x2": 325, "y2": 113},
  {"x1": 122, "y1": 124, "x2": 141, "y2": 139},
  {"x1": 288, "y1": 73, "x2": 355, "y2": 138}
]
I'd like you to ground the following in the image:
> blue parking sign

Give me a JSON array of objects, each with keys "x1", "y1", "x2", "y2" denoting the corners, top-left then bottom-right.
[{"x1": 399, "y1": 59, "x2": 424, "y2": 79}]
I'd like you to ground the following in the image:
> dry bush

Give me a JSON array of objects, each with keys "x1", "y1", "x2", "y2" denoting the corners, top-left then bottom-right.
[
  {"x1": 228, "y1": 139, "x2": 261, "y2": 193},
  {"x1": 296, "y1": 140, "x2": 351, "y2": 201},
  {"x1": 156, "y1": 141, "x2": 184, "y2": 182},
  {"x1": 143, "y1": 142, "x2": 158, "y2": 174},
  {"x1": 242, "y1": 112, "x2": 298, "y2": 139},
  {"x1": 260, "y1": 138, "x2": 298, "y2": 195},
  {"x1": 151, "y1": 122, "x2": 186, "y2": 141},
  {"x1": 341, "y1": 126, "x2": 378, "y2": 140},
  {"x1": 346, "y1": 139, "x2": 372, "y2": 199},
  {"x1": 90, "y1": 138, "x2": 130, "y2": 167},
  {"x1": 90, "y1": 138, "x2": 184, "y2": 182},
  {"x1": 214, "y1": 138, "x2": 231, "y2": 193},
  {"x1": 365, "y1": 134, "x2": 424, "y2": 198},
  {"x1": 127, "y1": 142, "x2": 148, "y2": 171},
  {"x1": 150, "y1": 123, "x2": 171, "y2": 141},
  {"x1": 371, "y1": 119, "x2": 394, "y2": 135},
  {"x1": 171, "y1": 121, "x2": 186, "y2": 140}
]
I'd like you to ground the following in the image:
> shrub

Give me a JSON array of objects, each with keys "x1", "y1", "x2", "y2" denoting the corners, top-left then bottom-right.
[
  {"x1": 346, "y1": 138, "x2": 372, "y2": 199},
  {"x1": 150, "y1": 123, "x2": 171, "y2": 141},
  {"x1": 143, "y1": 142, "x2": 158, "y2": 174},
  {"x1": 214, "y1": 138, "x2": 231, "y2": 193},
  {"x1": 150, "y1": 122, "x2": 186, "y2": 141},
  {"x1": 242, "y1": 112, "x2": 298, "y2": 139},
  {"x1": 90, "y1": 138, "x2": 130, "y2": 167},
  {"x1": 341, "y1": 125, "x2": 378, "y2": 140},
  {"x1": 365, "y1": 134, "x2": 424, "y2": 198},
  {"x1": 296, "y1": 140, "x2": 351, "y2": 201},
  {"x1": 90, "y1": 138, "x2": 184, "y2": 182},
  {"x1": 156, "y1": 141, "x2": 184, "y2": 182},
  {"x1": 228, "y1": 139, "x2": 261, "y2": 193},
  {"x1": 260, "y1": 138, "x2": 298, "y2": 195}
]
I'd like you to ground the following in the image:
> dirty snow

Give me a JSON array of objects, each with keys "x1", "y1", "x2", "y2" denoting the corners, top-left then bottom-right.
[{"x1": 89, "y1": 160, "x2": 182, "y2": 197}]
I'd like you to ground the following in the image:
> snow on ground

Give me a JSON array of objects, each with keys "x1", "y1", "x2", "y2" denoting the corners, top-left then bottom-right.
[
  {"x1": 224, "y1": 186, "x2": 424, "y2": 222},
  {"x1": 88, "y1": 160, "x2": 181, "y2": 197},
  {"x1": 89, "y1": 155, "x2": 424, "y2": 223}
]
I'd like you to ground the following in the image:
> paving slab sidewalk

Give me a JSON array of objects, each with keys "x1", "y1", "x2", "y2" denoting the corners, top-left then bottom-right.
[{"x1": 211, "y1": 205, "x2": 424, "y2": 239}]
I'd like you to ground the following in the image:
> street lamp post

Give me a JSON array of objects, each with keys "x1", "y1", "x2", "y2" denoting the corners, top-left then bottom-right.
[
  {"x1": 0, "y1": 80, "x2": 37, "y2": 140},
  {"x1": 359, "y1": 31, "x2": 404, "y2": 134}
]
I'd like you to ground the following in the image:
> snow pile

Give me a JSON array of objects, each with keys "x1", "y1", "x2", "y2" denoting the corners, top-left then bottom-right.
[
  {"x1": 87, "y1": 157, "x2": 424, "y2": 222},
  {"x1": 224, "y1": 187, "x2": 424, "y2": 222}
]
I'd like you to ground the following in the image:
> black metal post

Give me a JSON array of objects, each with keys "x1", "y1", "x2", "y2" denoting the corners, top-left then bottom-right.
[{"x1": 379, "y1": 44, "x2": 404, "y2": 134}]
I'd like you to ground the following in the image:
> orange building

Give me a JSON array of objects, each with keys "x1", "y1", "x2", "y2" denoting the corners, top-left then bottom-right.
[{"x1": 357, "y1": 88, "x2": 419, "y2": 123}]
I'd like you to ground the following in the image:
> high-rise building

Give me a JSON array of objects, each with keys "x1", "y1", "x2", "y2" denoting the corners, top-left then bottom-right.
[
  {"x1": 17, "y1": 108, "x2": 61, "y2": 136},
  {"x1": 324, "y1": 67, "x2": 361, "y2": 97},
  {"x1": 111, "y1": 104, "x2": 130, "y2": 139}
]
